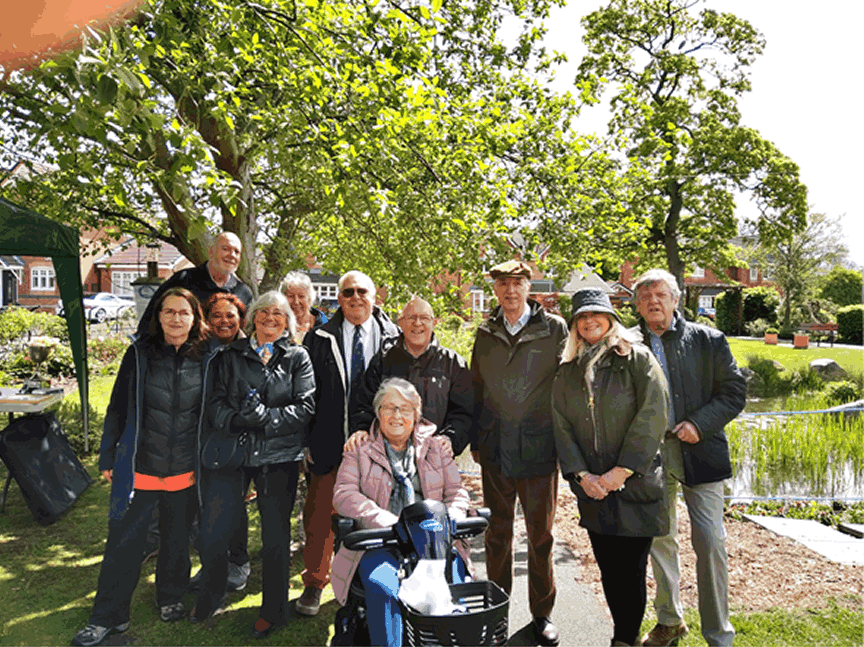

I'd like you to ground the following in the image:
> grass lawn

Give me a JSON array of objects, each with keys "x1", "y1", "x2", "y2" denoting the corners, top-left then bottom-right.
[
  {"x1": 728, "y1": 338, "x2": 863, "y2": 377},
  {"x1": 0, "y1": 452, "x2": 339, "y2": 646},
  {"x1": 639, "y1": 601, "x2": 863, "y2": 647}
]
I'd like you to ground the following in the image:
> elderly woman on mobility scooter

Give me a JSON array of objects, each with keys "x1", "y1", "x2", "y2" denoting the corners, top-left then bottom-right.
[{"x1": 331, "y1": 377, "x2": 472, "y2": 647}]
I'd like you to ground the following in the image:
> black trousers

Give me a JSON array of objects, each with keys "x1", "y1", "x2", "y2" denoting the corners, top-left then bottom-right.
[
  {"x1": 196, "y1": 461, "x2": 299, "y2": 624},
  {"x1": 587, "y1": 530, "x2": 653, "y2": 646},
  {"x1": 90, "y1": 487, "x2": 197, "y2": 626}
]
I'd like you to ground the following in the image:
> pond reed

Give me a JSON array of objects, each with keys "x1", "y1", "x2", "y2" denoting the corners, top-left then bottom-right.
[{"x1": 728, "y1": 394, "x2": 864, "y2": 498}]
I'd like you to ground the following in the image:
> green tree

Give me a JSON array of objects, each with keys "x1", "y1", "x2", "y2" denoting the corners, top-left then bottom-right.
[
  {"x1": 766, "y1": 213, "x2": 847, "y2": 328},
  {"x1": 554, "y1": 0, "x2": 808, "y2": 290},
  {"x1": 1, "y1": 0, "x2": 612, "y2": 303},
  {"x1": 819, "y1": 266, "x2": 862, "y2": 307}
]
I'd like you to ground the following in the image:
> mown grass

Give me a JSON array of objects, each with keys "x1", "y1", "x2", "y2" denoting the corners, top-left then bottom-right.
[
  {"x1": 640, "y1": 599, "x2": 863, "y2": 646},
  {"x1": 727, "y1": 338, "x2": 863, "y2": 378},
  {"x1": 0, "y1": 454, "x2": 339, "y2": 646}
]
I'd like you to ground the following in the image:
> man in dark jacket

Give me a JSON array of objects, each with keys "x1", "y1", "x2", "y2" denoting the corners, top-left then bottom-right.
[
  {"x1": 347, "y1": 297, "x2": 474, "y2": 455},
  {"x1": 470, "y1": 260, "x2": 568, "y2": 646},
  {"x1": 631, "y1": 269, "x2": 746, "y2": 647},
  {"x1": 297, "y1": 270, "x2": 399, "y2": 616},
  {"x1": 136, "y1": 232, "x2": 253, "y2": 337}
]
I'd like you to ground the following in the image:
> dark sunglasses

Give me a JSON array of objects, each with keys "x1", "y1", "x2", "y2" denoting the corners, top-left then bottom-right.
[{"x1": 341, "y1": 287, "x2": 369, "y2": 298}]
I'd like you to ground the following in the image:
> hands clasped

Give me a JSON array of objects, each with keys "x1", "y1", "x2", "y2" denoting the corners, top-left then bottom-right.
[{"x1": 235, "y1": 391, "x2": 269, "y2": 428}]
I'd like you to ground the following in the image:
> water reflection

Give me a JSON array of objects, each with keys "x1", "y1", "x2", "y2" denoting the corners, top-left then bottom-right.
[{"x1": 727, "y1": 400, "x2": 864, "y2": 500}]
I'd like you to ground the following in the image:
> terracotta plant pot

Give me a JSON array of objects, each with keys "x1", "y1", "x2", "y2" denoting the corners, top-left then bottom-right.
[
  {"x1": 793, "y1": 333, "x2": 809, "y2": 349},
  {"x1": 764, "y1": 333, "x2": 778, "y2": 345}
]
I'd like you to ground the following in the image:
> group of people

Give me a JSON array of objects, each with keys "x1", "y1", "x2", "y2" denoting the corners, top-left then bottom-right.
[{"x1": 72, "y1": 231, "x2": 746, "y2": 647}]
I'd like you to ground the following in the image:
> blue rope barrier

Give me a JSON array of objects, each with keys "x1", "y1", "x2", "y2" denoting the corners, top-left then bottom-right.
[{"x1": 740, "y1": 408, "x2": 864, "y2": 417}]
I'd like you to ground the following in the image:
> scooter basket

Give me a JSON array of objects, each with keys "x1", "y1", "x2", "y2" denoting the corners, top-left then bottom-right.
[{"x1": 401, "y1": 580, "x2": 509, "y2": 646}]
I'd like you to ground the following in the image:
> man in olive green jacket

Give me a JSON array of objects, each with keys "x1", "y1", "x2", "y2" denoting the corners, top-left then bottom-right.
[{"x1": 470, "y1": 260, "x2": 567, "y2": 647}]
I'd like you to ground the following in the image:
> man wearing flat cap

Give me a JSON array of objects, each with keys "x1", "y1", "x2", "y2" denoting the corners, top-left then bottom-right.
[{"x1": 469, "y1": 260, "x2": 568, "y2": 646}]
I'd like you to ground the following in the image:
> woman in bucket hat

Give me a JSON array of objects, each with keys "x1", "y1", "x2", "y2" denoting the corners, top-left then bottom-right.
[{"x1": 551, "y1": 288, "x2": 670, "y2": 647}]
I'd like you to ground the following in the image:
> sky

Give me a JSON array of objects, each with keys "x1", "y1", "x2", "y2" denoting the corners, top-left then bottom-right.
[{"x1": 540, "y1": 0, "x2": 863, "y2": 268}]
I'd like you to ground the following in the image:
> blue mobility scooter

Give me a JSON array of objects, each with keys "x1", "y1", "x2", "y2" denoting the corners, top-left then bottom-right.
[{"x1": 331, "y1": 499, "x2": 509, "y2": 646}]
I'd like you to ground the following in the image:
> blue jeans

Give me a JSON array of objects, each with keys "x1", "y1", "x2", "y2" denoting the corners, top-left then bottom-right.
[{"x1": 358, "y1": 549, "x2": 467, "y2": 647}]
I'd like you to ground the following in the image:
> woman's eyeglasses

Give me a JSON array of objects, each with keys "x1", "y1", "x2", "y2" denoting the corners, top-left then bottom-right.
[{"x1": 379, "y1": 404, "x2": 413, "y2": 418}]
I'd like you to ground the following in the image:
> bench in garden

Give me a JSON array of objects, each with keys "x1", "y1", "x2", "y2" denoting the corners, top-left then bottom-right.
[{"x1": 799, "y1": 322, "x2": 838, "y2": 347}]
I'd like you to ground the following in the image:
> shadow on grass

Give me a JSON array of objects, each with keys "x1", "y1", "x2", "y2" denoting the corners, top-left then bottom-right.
[{"x1": 0, "y1": 457, "x2": 337, "y2": 646}]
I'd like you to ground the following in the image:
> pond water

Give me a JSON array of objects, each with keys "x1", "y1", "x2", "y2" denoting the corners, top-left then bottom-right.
[{"x1": 726, "y1": 399, "x2": 864, "y2": 501}]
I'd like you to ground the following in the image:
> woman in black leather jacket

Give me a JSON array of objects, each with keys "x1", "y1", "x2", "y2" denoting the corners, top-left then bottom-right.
[{"x1": 191, "y1": 291, "x2": 316, "y2": 639}]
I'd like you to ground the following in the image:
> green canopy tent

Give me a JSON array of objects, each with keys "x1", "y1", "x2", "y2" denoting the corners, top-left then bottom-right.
[{"x1": 0, "y1": 196, "x2": 90, "y2": 450}]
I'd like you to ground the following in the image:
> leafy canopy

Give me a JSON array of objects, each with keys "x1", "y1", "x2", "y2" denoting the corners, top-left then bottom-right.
[
  {"x1": 542, "y1": 0, "x2": 808, "y2": 289},
  {"x1": 0, "y1": 0, "x2": 612, "y2": 306}
]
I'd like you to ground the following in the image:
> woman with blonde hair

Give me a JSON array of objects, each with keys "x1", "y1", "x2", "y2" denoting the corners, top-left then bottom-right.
[{"x1": 552, "y1": 288, "x2": 669, "y2": 647}]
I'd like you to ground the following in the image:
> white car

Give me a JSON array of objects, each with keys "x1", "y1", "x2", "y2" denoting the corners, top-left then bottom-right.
[{"x1": 83, "y1": 293, "x2": 135, "y2": 323}]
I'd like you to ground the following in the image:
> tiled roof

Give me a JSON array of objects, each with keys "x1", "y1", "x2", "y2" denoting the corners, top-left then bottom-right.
[{"x1": 93, "y1": 239, "x2": 189, "y2": 269}]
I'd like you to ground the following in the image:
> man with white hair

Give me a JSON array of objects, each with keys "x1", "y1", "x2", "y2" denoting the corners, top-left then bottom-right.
[
  {"x1": 136, "y1": 232, "x2": 252, "y2": 337},
  {"x1": 631, "y1": 268, "x2": 746, "y2": 647},
  {"x1": 297, "y1": 270, "x2": 399, "y2": 616}
]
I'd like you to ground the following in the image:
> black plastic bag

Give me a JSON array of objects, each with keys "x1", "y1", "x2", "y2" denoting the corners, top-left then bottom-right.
[{"x1": 0, "y1": 412, "x2": 92, "y2": 525}]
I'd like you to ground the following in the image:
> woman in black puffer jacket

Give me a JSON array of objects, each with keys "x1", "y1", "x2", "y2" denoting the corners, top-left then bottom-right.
[
  {"x1": 192, "y1": 291, "x2": 316, "y2": 639},
  {"x1": 72, "y1": 288, "x2": 211, "y2": 647}
]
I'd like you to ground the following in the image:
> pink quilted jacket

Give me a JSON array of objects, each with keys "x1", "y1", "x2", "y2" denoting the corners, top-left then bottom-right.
[{"x1": 330, "y1": 419, "x2": 472, "y2": 605}]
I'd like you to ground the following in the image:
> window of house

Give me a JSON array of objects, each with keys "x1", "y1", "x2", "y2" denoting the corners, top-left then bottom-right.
[
  {"x1": 691, "y1": 265, "x2": 705, "y2": 278},
  {"x1": 762, "y1": 266, "x2": 773, "y2": 280},
  {"x1": 31, "y1": 267, "x2": 55, "y2": 291},
  {"x1": 471, "y1": 289, "x2": 487, "y2": 314},
  {"x1": 749, "y1": 266, "x2": 758, "y2": 281},
  {"x1": 112, "y1": 271, "x2": 145, "y2": 296},
  {"x1": 699, "y1": 295, "x2": 714, "y2": 309},
  {"x1": 314, "y1": 283, "x2": 338, "y2": 300}
]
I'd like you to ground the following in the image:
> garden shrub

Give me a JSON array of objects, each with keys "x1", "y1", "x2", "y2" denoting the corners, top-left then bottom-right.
[
  {"x1": 836, "y1": 304, "x2": 863, "y2": 345},
  {"x1": 745, "y1": 318, "x2": 771, "y2": 337},
  {"x1": 824, "y1": 380, "x2": 862, "y2": 405},
  {"x1": 715, "y1": 290, "x2": 742, "y2": 335},
  {"x1": 746, "y1": 355, "x2": 823, "y2": 398},
  {"x1": 439, "y1": 314, "x2": 464, "y2": 333},
  {"x1": 743, "y1": 286, "x2": 780, "y2": 325},
  {"x1": 0, "y1": 308, "x2": 68, "y2": 345}
]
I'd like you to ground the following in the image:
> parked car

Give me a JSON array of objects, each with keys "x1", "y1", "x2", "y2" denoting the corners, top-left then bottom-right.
[
  {"x1": 83, "y1": 293, "x2": 135, "y2": 323},
  {"x1": 697, "y1": 306, "x2": 716, "y2": 319}
]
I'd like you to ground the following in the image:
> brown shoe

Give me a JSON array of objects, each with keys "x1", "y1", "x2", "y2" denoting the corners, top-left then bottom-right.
[
  {"x1": 295, "y1": 586, "x2": 322, "y2": 616},
  {"x1": 642, "y1": 622, "x2": 688, "y2": 647}
]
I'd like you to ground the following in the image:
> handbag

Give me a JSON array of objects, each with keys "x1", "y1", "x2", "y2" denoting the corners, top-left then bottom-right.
[{"x1": 201, "y1": 431, "x2": 248, "y2": 470}]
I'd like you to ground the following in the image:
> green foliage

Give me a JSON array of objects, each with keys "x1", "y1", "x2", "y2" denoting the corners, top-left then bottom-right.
[
  {"x1": 765, "y1": 326, "x2": 779, "y2": 335},
  {"x1": 743, "y1": 285, "x2": 780, "y2": 325},
  {"x1": 87, "y1": 335, "x2": 129, "y2": 365},
  {"x1": 819, "y1": 265, "x2": 862, "y2": 307},
  {"x1": 764, "y1": 213, "x2": 848, "y2": 328},
  {"x1": 715, "y1": 290, "x2": 742, "y2": 335},
  {"x1": 434, "y1": 316, "x2": 480, "y2": 361},
  {"x1": 728, "y1": 338, "x2": 862, "y2": 377},
  {"x1": 0, "y1": 0, "x2": 615, "y2": 302},
  {"x1": 0, "y1": 308, "x2": 69, "y2": 344},
  {"x1": 824, "y1": 381, "x2": 862, "y2": 406},
  {"x1": 744, "y1": 355, "x2": 824, "y2": 398},
  {"x1": 836, "y1": 304, "x2": 863, "y2": 345},
  {"x1": 745, "y1": 318, "x2": 771, "y2": 337},
  {"x1": 557, "y1": 294, "x2": 572, "y2": 322},
  {"x1": 726, "y1": 500, "x2": 864, "y2": 530},
  {"x1": 727, "y1": 405, "x2": 863, "y2": 499},
  {"x1": 1, "y1": 344, "x2": 76, "y2": 379},
  {"x1": 557, "y1": 0, "x2": 807, "y2": 288}
]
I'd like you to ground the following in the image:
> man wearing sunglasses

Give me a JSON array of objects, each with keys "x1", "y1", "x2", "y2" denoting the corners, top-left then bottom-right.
[
  {"x1": 297, "y1": 270, "x2": 400, "y2": 617},
  {"x1": 344, "y1": 296, "x2": 474, "y2": 456}
]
